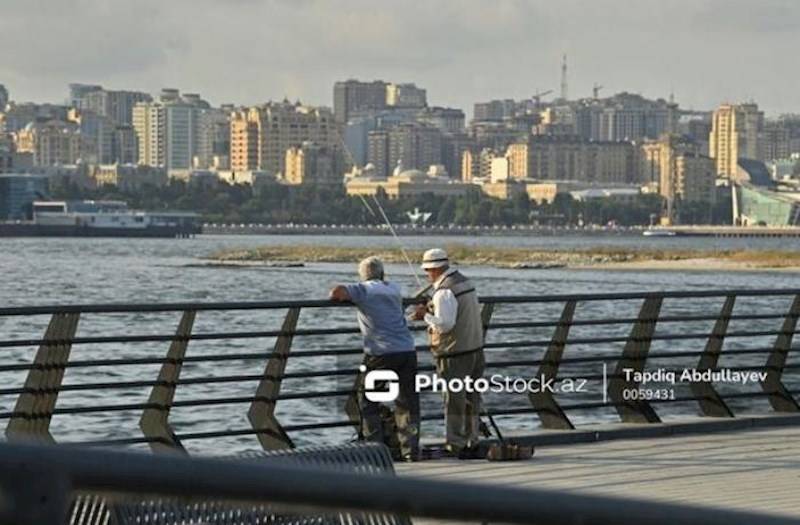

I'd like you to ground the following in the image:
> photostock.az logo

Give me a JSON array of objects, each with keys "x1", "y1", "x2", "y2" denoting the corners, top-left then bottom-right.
[{"x1": 360, "y1": 365, "x2": 399, "y2": 402}]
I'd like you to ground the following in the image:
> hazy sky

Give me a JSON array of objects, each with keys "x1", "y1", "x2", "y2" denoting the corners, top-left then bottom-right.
[{"x1": 1, "y1": 0, "x2": 798, "y2": 116}]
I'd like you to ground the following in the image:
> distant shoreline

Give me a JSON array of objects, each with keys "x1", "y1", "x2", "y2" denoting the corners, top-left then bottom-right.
[
  {"x1": 201, "y1": 224, "x2": 800, "y2": 238},
  {"x1": 207, "y1": 245, "x2": 800, "y2": 272}
]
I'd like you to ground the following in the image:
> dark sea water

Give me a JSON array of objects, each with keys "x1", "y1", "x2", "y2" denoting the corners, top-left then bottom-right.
[{"x1": 1, "y1": 234, "x2": 798, "y2": 454}]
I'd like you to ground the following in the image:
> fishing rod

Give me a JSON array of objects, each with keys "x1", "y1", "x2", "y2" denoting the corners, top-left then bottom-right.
[
  {"x1": 357, "y1": 194, "x2": 428, "y2": 294},
  {"x1": 341, "y1": 123, "x2": 427, "y2": 295}
]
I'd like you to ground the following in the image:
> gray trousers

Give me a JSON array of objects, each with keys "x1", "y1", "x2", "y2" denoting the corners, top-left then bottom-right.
[
  {"x1": 359, "y1": 352, "x2": 420, "y2": 457},
  {"x1": 436, "y1": 350, "x2": 485, "y2": 452}
]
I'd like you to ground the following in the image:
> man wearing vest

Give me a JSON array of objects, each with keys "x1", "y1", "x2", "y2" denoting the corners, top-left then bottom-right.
[{"x1": 412, "y1": 248, "x2": 485, "y2": 459}]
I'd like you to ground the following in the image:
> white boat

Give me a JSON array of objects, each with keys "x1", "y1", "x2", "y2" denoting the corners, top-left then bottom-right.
[{"x1": 0, "y1": 200, "x2": 201, "y2": 238}]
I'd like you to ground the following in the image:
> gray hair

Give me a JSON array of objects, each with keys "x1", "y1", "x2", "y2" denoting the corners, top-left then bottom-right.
[{"x1": 358, "y1": 256, "x2": 384, "y2": 281}]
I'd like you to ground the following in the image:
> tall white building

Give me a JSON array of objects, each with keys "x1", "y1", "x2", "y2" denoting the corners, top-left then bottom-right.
[{"x1": 132, "y1": 89, "x2": 208, "y2": 172}]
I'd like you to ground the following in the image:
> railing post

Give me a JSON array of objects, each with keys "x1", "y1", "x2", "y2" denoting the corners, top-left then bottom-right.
[
  {"x1": 607, "y1": 296, "x2": 662, "y2": 423},
  {"x1": 690, "y1": 295, "x2": 735, "y2": 417},
  {"x1": 248, "y1": 307, "x2": 300, "y2": 450},
  {"x1": 480, "y1": 302, "x2": 494, "y2": 336},
  {"x1": 761, "y1": 294, "x2": 800, "y2": 412},
  {"x1": 5, "y1": 312, "x2": 80, "y2": 442},
  {"x1": 529, "y1": 301, "x2": 576, "y2": 430},
  {"x1": 139, "y1": 310, "x2": 195, "y2": 453}
]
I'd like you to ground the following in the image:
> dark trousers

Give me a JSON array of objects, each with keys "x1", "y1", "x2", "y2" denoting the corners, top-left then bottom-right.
[{"x1": 359, "y1": 352, "x2": 420, "y2": 457}]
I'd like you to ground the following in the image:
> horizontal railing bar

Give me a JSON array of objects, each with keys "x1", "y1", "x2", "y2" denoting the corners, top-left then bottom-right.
[
  {"x1": 3, "y1": 442, "x2": 794, "y2": 525},
  {"x1": 0, "y1": 312, "x2": 789, "y2": 349},
  {"x1": 0, "y1": 344, "x2": 780, "y2": 375},
  {"x1": 0, "y1": 327, "x2": 366, "y2": 348},
  {"x1": 485, "y1": 330, "x2": 793, "y2": 350},
  {"x1": 63, "y1": 436, "x2": 165, "y2": 447},
  {"x1": 481, "y1": 289, "x2": 800, "y2": 303},
  {"x1": 0, "y1": 314, "x2": 788, "y2": 352},
  {"x1": 486, "y1": 312, "x2": 789, "y2": 330},
  {"x1": 2, "y1": 288, "x2": 799, "y2": 317},
  {"x1": 0, "y1": 297, "x2": 431, "y2": 316}
]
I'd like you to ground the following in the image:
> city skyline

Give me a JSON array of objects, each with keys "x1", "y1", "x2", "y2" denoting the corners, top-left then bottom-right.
[{"x1": 2, "y1": 0, "x2": 799, "y2": 116}]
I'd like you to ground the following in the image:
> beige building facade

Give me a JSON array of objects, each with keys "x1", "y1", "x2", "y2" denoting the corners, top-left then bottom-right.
[
  {"x1": 346, "y1": 168, "x2": 469, "y2": 199},
  {"x1": 229, "y1": 101, "x2": 339, "y2": 177},
  {"x1": 504, "y1": 137, "x2": 634, "y2": 184},
  {"x1": 641, "y1": 134, "x2": 715, "y2": 203},
  {"x1": 92, "y1": 164, "x2": 168, "y2": 190},
  {"x1": 709, "y1": 103, "x2": 764, "y2": 178},
  {"x1": 284, "y1": 142, "x2": 338, "y2": 185},
  {"x1": 15, "y1": 120, "x2": 83, "y2": 166}
]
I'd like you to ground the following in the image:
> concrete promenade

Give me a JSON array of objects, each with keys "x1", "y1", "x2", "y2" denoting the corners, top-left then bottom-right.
[{"x1": 397, "y1": 417, "x2": 800, "y2": 521}]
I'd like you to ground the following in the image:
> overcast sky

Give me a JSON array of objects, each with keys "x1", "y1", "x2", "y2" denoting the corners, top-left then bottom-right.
[{"x1": 1, "y1": 0, "x2": 797, "y2": 116}]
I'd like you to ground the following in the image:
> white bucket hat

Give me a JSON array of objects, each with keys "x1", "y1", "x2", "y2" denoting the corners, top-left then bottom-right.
[{"x1": 421, "y1": 248, "x2": 449, "y2": 270}]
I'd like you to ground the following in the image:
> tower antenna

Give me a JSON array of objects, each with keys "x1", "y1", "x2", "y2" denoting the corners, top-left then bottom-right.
[{"x1": 560, "y1": 54, "x2": 568, "y2": 100}]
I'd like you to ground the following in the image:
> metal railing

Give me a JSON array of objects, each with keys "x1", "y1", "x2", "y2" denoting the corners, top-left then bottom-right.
[
  {"x1": 1, "y1": 288, "x2": 799, "y2": 452},
  {"x1": 0, "y1": 440, "x2": 797, "y2": 525}
]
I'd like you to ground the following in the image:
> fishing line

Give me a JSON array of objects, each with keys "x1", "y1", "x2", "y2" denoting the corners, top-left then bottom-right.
[{"x1": 355, "y1": 194, "x2": 424, "y2": 290}]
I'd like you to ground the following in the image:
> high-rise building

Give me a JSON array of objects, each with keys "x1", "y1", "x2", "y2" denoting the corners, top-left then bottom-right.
[
  {"x1": 195, "y1": 107, "x2": 231, "y2": 169},
  {"x1": 472, "y1": 99, "x2": 517, "y2": 122},
  {"x1": 67, "y1": 108, "x2": 115, "y2": 164},
  {"x1": 132, "y1": 89, "x2": 209, "y2": 171},
  {"x1": 468, "y1": 121, "x2": 527, "y2": 150},
  {"x1": 416, "y1": 107, "x2": 465, "y2": 134},
  {"x1": 284, "y1": 141, "x2": 339, "y2": 185},
  {"x1": 461, "y1": 147, "x2": 496, "y2": 182},
  {"x1": 674, "y1": 154, "x2": 716, "y2": 204},
  {"x1": 385, "y1": 83, "x2": 427, "y2": 108},
  {"x1": 0, "y1": 103, "x2": 70, "y2": 133},
  {"x1": 504, "y1": 135, "x2": 636, "y2": 184},
  {"x1": 114, "y1": 125, "x2": 137, "y2": 165},
  {"x1": 132, "y1": 102, "x2": 165, "y2": 167},
  {"x1": 709, "y1": 103, "x2": 764, "y2": 178},
  {"x1": 0, "y1": 84, "x2": 8, "y2": 109},
  {"x1": 333, "y1": 80, "x2": 388, "y2": 124},
  {"x1": 230, "y1": 100, "x2": 340, "y2": 176},
  {"x1": 14, "y1": 120, "x2": 84, "y2": 166},
  {"x1": 576, "y1": 93, "x2": 678, "y2": 142},
  {"x1": 678, "y1": 115, "x2": 712, "y2": 156},
  {"x1": 641, "y1": 134, "x2": 715, "y2": 203},
  {"x1": 229, "y1": 110, "x2": 259, "y2": 172},
  {"x1": 79, "y1": 88, "x2": 153, "y2": 126},
  {"x1": 536, "y1": 105, "x2": 578, "y2": 135},
  {"x1": 367, "y1": 123, "x2": 442, "y2": 179},
  {"x1": 763, "y1": 121, "x2": 791, "y2": 161},
  {"x1": 68, "y1": 84, "x2": 102, "y2": 107}
]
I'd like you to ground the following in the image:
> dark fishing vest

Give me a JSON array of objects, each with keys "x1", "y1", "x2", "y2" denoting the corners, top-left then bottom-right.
[{"x1": 428, "y1": 271, "x2": 484, "y2": 358}]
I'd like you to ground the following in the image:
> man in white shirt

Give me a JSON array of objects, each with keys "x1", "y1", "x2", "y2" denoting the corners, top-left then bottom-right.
[{"x1": 412, "y1": 248, "x2": 485, "y2": 458}]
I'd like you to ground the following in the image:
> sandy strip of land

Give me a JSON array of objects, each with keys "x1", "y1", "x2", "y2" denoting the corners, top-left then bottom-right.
[{"x1": 206, "y1": 245, "x2": 800, "y2": 272}]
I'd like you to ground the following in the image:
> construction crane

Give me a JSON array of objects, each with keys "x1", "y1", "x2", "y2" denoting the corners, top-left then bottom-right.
[
  {"x1": 531, "y1": 89, "x2": 553, "y2": 109},
  {"x1": 592, "y1": 83, "x2": 604, "y2": 99}
]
